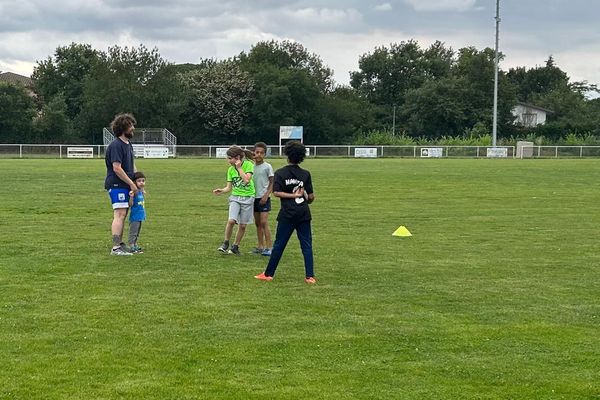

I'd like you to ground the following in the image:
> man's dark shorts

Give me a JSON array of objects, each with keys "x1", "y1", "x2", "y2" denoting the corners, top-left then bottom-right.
[{"x1": 254, "y1": 197, "x2": 271, "y2": 212}]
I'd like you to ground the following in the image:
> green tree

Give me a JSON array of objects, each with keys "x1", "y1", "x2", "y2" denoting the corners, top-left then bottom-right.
[
  {"x1": 33, "y1": 94, "x2": 75, "y2": 143},
  {"x1": 350, "y1": 40, "x2": 454, "y2": 107},
  {"x1": 32, "y1": 43, "x2": 101, "y2": 119},
  {"x1": 310, "y1": 87, "x2": 377, "y2": 144},
  {"x1": 0, "y1": 82, "x2": 36, "y2": 143},
  {"x1": 77, "y1": 45, "x2": 177, "y2": 143},
  {"x1": 402, "y1": 77, "x2": 470, "y2": 138},
  {"x1": 238, "y1": 41, "x2": 333, "y2": 144},
  {"x1": 239, "y1": 40, "x2": 334, "y2": 92},
  {"x1": 451, "y1": 47, "x2": 517, "y2": 135},
  {"x1": 179, "y1": 60, "x2": 254, "y2": 143},
  {"x1": 507, "y1": 56, "x2": 569, "y2": 102}
]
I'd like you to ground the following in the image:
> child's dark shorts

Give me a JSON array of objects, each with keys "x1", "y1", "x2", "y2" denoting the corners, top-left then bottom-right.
[{"x1": 254, "y1": 197, "x2": 271, "y2": 212}]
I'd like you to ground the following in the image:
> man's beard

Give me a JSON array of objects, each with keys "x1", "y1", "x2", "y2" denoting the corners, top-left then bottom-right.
[{"x1": 124, "y1": 132, "x2": 134, "y2": 139}]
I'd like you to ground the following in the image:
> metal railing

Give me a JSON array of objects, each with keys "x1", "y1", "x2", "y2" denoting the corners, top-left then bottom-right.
[
  {"x1": 3, "y1": 144, "x2": 600, "y2": 159},
  {"x1": 102, "y1": 127, "x2": 177, "y2": 157}
]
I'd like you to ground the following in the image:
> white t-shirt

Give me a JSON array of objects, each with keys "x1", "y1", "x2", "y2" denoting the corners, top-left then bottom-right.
[{"x1": 253, "y1": 162, "x2": 274, "y2": 198}]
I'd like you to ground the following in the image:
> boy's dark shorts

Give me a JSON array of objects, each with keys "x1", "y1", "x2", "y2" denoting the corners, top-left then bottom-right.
[{"x1": 254, "y1": 197, "x2": 271, "y2": 212}]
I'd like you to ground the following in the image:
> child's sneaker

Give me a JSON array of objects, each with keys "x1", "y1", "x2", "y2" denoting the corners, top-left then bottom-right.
[
  {"x1": 261, "y1": 248, "x2": 272, "y2": 256},
  {"x1": 228, "y1": 245, "x2": 241, "y2": 255},
  {"x1": 217, "y1": 241, "x2": 229, "y2": 253},
  {"x1": 305, "y1": 277, "x2": 317, "y2": 284},
  {"x1": 249, "y1": 247, "x2": 263, "y2": 254},
  {"x1": 254, "y1": 272, "x2": 273, "y2": 281},
  {"x1": 130, "y1": 245, "x2": 144, "y2": 254},
  {"x1": 111, "y1": 246, "x2": 132, "y2": 256}
]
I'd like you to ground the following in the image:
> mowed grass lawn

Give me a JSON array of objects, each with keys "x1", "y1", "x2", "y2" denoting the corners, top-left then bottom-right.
[{"x1": 1, "y1": 158, "x2": 599, "y2": 399}]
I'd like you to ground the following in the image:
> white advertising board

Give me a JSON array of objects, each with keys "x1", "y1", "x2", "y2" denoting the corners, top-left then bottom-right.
[
  {"x1": 279, "y1": 126, "x2": 303, "y2": 140},
  {"x1": 486, "y1": 147, "x2": 508, "y2": 158},
  {"x1": 420, "y1": 148, "x2": 444, "y2": 158},
  {"x1": 354, "y1": 148, "x2": 378, "y2": 158},
  {"x1": 143, "y1": 147, "x2": 169, "y2": 158},
  {"x1": 216, "y1": 147, "x2": 229, "y2": 158}
]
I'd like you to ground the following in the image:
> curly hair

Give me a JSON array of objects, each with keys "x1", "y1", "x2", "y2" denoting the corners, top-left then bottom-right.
[
  {"x1": 254, "y1": 142, "x2": 268, "y2": 152},
  {"x1": 110, "y1": 113, "x2": 137, "y2": 137},
  {"x1": 283, "y1": 141, "x2": 306, "y2": 164}
]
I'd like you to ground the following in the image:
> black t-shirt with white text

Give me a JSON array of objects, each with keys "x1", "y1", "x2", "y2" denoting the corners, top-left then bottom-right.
[
  {"x1": 273, "y1": 164, "x2": 313, "y2": 222},
  {"x1": 104, "y1": 138, "x2": 135, "y2": 190}
]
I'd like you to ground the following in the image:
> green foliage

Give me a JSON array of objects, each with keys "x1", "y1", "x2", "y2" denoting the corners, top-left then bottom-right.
[
  {"x1": 238, "y1": 40, "x2": 341, "y2": 144},
  {"x1": 350, "y1": 40, "x2": 454, "y2": 107},
  {"x1": 32, "y1": 43, "x2": 100, "y2": 120},
  {"x1": 507, "y1": 56, "x2": 569, "y2": 102},
  {"x1": 402, "y1": 77, "x2": 470, "y2": 138},
  {"x1": 0, "y1": 82, "x2": 36, "y2": 142},
  {"x1": 355, "y1": 130, "x2": 417, "y2": 145},
  {"x1": 179, "y1": 59, "x2": 254, "y2": 143},
  {"x1": 77, "y1": 45, "x2": 176, "y2": 143},
  {"x1": 238, "y1": 40, "x2": 334, "y2": 92},
  {"x1": 19, "y1": 40, "x2": 600, "y2": 145},
  {"x1": 33, "y1": 94, "x2": 75, "y2": 143}
]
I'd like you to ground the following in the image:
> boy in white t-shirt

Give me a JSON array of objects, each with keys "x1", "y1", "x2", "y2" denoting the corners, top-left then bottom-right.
[{"x1": 250, "y1": 142, "x2": 274, "y2": 256}]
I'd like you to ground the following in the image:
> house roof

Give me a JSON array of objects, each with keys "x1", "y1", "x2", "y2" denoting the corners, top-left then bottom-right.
[
  {"x1": 0, "y1": 72, "x2": 33, "y2": 87},
  {"x1": 516, "y1": 101, "x2": 554, "y2": 114}
]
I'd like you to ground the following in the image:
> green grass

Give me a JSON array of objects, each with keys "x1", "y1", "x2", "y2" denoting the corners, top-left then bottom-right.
[{"x1": 1, "y1": 158, "x2": 599, "y2": 399}]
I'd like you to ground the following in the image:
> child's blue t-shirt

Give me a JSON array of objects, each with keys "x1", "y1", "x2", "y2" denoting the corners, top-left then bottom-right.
[{"x1": 129, "y1": 191, "x2": 146, "y2": 222}]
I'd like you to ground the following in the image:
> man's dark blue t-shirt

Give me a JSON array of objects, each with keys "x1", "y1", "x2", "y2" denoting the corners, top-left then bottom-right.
[{"x1": 104, "y1": 138, "x2": 135, "y2": 190}]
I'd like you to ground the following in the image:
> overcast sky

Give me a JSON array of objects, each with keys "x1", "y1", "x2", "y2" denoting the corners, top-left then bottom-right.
[{"x1": 1, "y1": 0, "x2": 599, "y2": 87}]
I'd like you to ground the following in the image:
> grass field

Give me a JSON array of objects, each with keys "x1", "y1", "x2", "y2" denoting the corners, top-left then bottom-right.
[{"x1": 1, "y1": 158, "x2": 599, "y2": 399}]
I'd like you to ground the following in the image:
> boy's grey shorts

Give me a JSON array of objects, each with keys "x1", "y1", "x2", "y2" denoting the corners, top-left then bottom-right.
[{"x1": 228, "y1": 195, "x2": 254, "y2": 225}]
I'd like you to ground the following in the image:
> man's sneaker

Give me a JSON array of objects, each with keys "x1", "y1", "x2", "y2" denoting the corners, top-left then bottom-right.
[
  {"x1": 130, "y1": 245, "x2": 144, "y2": 254},
  {"x1": 111, "y1": 246, "x2": 132, "y2": 256},
  {"x1": 217, "y1": 241, "x2": 229, "y2": 253},
  {"x1": 305, "y1": 277, "x2": 317, "y2": 284},
  {"x1": 227, "y1": 245, "x2": 241, "y2": 255},
  {"x1": 254, "y1": 272, "x2": 273, "y2": 281},
  {"x1": 261, "y1": 248, "x2": 272, "y2": 256},
  {"x1": 249, "y1": 247, "x2": 263, "y2": 254}
]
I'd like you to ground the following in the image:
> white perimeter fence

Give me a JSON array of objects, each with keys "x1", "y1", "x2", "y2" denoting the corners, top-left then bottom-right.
[{"x1": 2, "y1": 144, "x2": 600, "y2": 159}]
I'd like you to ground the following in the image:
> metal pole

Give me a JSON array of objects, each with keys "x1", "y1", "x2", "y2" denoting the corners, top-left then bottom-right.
[
  {"x1": 492, "y1": 0, "x2": 500, "y2": 147},
  {"x1": 392, "y1": 105, "x2": 396, "y2": 135}
]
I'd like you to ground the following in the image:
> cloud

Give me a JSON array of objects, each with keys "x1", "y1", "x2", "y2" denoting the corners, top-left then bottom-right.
[
  {"x1": 374, "y1": 3, "x2": 393, "y2": 12},
  {"x1": 1, "y1": 0, "x2": 600, "y2": 89},
  {"x1": 403, "y1": 0, "x2": 478, "y2": 12}
]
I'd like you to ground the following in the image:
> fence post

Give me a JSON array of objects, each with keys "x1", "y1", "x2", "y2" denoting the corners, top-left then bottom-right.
[
  {"x1": 59, "y1": 145, "x2": 62, "y2": 159},
  {"x1": 555, "y1": 146, "x2": 558, "y2": 158},
  {"x1": 20, "y1": 144, "x2": 22, "y2": 158},
  {"x1": 580, "y1": 146, "x2": 583, "y2": 158}
]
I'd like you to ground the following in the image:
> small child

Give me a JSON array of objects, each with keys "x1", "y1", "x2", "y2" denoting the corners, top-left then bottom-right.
[
  {"x1": 213, "y1": 146, "x2": 256, "y2": 255},
  {"x1": 251, "y1": 142, "x2": 274, "y2": 256},
  {"x1": 128, "y1": 171, "x2": 146, "y2": 254}
]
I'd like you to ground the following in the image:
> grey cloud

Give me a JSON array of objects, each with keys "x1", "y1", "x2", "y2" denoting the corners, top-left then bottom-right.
[{"x1": 1, "y1": 0, "x2": 600, "y2": 85}]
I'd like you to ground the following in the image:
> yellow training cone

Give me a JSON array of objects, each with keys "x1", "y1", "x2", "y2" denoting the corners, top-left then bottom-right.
[{"x1": 392, "y1": 226, "x2": 412, "y2": 237}]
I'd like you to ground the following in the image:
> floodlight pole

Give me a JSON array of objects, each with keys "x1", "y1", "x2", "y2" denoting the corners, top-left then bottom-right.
[{"x1": 492, "y1": 0, "x2": 500, "y2": 147}]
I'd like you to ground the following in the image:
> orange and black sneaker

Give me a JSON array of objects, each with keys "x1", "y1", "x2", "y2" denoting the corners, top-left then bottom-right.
[
  {"x1": 254, "y1": 272, "x2": 273, "y2": 281},
  {"x1": 305, "y1": 277, "x2": 317, "y2": 284}
]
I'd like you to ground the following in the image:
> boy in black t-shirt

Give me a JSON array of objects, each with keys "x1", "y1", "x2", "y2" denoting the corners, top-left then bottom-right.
[{"x1": 255, "y1": 141, "x2": 317, "y2": 284}]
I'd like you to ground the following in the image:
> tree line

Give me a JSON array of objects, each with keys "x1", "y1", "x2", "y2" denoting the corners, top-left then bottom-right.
[{"x1": 1, "y1": 40, "x2": 599, "y2": 145}]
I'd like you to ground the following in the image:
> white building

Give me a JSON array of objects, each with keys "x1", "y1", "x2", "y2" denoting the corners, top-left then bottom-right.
[{"x1": 511, "y1": 102, "x2": 553, "y2": 128}]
